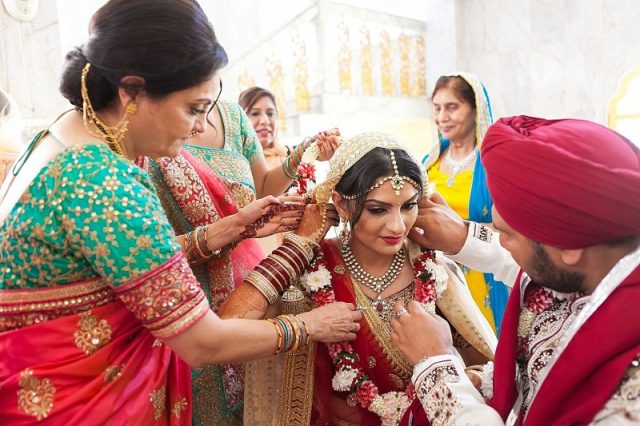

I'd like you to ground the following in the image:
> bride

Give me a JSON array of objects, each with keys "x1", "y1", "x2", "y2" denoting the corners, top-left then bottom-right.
[{"x1": 222, "y1": 132, "x2": 497, "y2": 425}]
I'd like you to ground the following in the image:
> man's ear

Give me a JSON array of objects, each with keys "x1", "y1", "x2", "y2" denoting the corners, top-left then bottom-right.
[
  {"x1": 331, "y1": 191, "x2": 349, "y2": 220},
  {"x1": 560, "y1": 248, "x2": 584, "y2": 266}
]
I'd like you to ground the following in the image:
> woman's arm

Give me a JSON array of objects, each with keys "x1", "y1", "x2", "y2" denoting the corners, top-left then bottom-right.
[
  {"x1": 219, "y1": 203, "x2": 337, "y2": 322},
  {"x1": 251, "y1": 154, "x2": 294, "y2": 198},
  {"x1": 165, "y1": 300, "x2": 361, "y2": 367},
  {"x1": 252, "y1": 129, "x2": 341, "y2": 198},
  {"x1": 173, "y1": 202, "x2": 357, "y2": 367},
  {"x1": 176, "y1": 195, "x2": 305, "y2": 262}
]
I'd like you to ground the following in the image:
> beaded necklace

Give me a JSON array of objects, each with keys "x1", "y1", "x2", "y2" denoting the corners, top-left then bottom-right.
[{"x1": 341, "y1": 244, "x2": 405, "y2": 313}]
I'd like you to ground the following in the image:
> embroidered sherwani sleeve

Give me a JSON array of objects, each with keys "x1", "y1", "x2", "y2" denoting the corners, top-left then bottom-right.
[
  {"x1": 449, "y1": 222, "x2": 520, "y2": 287},
  {"x1": 412, "y1": 354, "x2": 504, "y2": 425},
  {"x1": 591, "y1": 362, "x2": 640, "y2": 424}
]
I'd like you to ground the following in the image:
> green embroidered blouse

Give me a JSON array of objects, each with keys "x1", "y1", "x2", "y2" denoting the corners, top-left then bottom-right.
[{"x1": 0, "y1": 143, "x2": 181, "y2": 289}]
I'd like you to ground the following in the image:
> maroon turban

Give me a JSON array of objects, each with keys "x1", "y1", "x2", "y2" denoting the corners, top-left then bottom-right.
[{"x1": 482, "y1": 115, "x2": 640, "y2": 249}]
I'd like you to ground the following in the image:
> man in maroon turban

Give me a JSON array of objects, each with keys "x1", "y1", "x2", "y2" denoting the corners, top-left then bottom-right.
[{"x1": 391, "y1": 116, "x2": 640, "y2": 425}]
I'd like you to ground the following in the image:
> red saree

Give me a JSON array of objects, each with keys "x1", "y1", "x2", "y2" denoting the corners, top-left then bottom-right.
[
  {"x1": 0, "y1": 253, "x2": 208, "y2": 424},
  {"x1": 313, "y1": 240, "x2": 414, "y2": 425}
]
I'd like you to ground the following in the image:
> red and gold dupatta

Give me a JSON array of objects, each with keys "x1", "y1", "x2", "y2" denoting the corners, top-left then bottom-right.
[
  {"x1": 151, "y1": 149, "x2": 264, "y2": 311},
  {"x1": 313, "y1": 240, "x2": 413, "y2": 425}
]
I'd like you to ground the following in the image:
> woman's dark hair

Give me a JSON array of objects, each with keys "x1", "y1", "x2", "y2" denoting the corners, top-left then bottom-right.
[
  {"x1": 335, "y1": 148, "x2": 424, "y2": 225},
  {"x1": 60, "y1": 0, "x2": 228, "y2": 110},
  {"x1": 431, "y1": 75, "x2": 476, "y2": 107},
  {"x1": 238, "y1": 86, "x2": 278, "y2": 114}
]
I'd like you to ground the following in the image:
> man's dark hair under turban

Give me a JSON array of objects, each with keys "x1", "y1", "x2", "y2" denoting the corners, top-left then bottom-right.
[{"x1": 481, "y1": 115, "x2": 640, "y2": 249}]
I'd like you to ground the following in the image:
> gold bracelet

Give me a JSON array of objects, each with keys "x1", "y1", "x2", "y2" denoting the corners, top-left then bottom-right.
[
  {"x1": 294, "y1": 314, "x2": 310, "y2": 348},
  {"x1": 267, "y1": 319, "x2": 284, "y2": 354}
]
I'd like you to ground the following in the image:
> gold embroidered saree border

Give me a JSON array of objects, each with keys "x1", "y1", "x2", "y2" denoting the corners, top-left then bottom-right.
[
  {"x1": 0, "y1": 278, "x2": 113, "y2": 332},
  {"x1": 275, "y1": 342, "x2": 317, "y2": 425}
]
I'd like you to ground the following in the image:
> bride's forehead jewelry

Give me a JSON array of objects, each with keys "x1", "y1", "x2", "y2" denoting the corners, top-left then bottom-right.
[{"x1": 340, "y1": 149, "x2": 421, "y2": 200}]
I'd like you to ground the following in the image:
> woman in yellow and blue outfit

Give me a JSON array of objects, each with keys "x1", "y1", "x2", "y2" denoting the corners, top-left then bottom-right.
[{"x1": 423, "y1": 72, "x2": 509, "y2": 333}]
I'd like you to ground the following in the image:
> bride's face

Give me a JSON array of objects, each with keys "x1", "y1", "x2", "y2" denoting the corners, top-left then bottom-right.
[{"x1": 350, "y1": 180, "x2": 420, "y2": 257}]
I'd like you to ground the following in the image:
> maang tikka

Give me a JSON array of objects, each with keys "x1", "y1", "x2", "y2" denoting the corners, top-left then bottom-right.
[{"x1": 340, "y1": 149, "x2": 421, "y2": 200}]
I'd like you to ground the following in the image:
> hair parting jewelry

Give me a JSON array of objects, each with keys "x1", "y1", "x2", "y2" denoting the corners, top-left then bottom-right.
[
  {"x1": 340, "y1": 149, "x2": 421, "y2": 200},
  {"x1": 80, "y1": 62, "x2": 135, "y2": 157}
]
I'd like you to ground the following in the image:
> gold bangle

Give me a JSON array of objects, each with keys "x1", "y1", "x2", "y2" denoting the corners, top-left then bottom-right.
[
  {"x1": 267, "y1": 319, "x2": 284, "y2": 354},
  {"x1": 283, "y1": 233, "x2": 315, "y2": 261},
  {"x1": 294, "y1": 315, "x2": 310, "y2": 348},
  {"x1": 246, "y1": 272, "x2": 279, "y2": 304}
]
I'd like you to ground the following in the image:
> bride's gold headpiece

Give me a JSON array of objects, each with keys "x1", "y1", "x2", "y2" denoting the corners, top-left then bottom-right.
[{"x1": 313, "y1": 132, "x2": 428, "y2": 203}]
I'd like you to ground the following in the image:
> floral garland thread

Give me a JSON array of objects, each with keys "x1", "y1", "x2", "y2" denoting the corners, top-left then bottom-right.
[{"x1": 301, "y1": 247, "x2": 448, "y2": 425}]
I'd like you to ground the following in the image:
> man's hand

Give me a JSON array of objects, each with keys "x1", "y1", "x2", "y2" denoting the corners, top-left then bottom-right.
[
  {"x1": 390, "y1": 301, "x2": 454, "y2": 365},
  {"x1": 408, "y1": 192, "x2": 468, "y2": 254}
]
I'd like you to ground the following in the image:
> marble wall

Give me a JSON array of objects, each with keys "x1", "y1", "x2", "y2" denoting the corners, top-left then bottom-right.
[
  {"x1": 447, "y1": 0, "x2": 640, "y2": 124},
  {"x1": 0, "y1": 0, "x2": 67, "y2": 124}
]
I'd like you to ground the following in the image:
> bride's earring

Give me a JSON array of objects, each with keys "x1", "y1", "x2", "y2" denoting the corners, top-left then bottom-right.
[{"x1": 339, "y1": 217, "x2": 351, "y2": 247}]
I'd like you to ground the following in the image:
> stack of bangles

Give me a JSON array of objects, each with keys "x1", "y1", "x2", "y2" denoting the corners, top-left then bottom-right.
[
  {"x1": 282, "y1": 141, "x2": 307, "y2": 179},
  {"x1": 183, "y1": 225, "x2": 229, "y2": 263},
  {"x1": 245, "y1": 232, "x2": 319, "y2": 304},
  {"x1": 267, "y1": 314, "x2": 310, "y2": 354}
]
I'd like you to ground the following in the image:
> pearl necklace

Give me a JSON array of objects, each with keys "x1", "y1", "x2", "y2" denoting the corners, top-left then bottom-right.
[
  {"x1": 443, "y1": 147, "x2": 477, "y2": 186},
  {"x1": 341, "y1": 244, "x2": 405, "y2": 306}
]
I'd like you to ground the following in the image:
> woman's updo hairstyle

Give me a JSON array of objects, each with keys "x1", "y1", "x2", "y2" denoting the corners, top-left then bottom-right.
[
  {"x1": 60, "y1": 0, "x2": 228, "y2": 110},
  {"x1": 335, "y1": 148, "x2": 424, "y2": 226}
]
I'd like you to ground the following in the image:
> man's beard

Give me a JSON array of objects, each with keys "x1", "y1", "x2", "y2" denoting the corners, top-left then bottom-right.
[{"x1": 529, "y1": 242, "x2": 585, "y2": 293}]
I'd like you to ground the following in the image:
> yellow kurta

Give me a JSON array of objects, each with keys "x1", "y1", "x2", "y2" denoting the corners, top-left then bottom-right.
[{"x1": 428, "y1": 161, "x2": 497, "y2": 332}]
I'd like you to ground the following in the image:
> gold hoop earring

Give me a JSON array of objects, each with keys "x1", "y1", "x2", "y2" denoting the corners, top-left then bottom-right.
[{"x1": 81, "y1": 63, "x2": 136, "y2": 157}]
